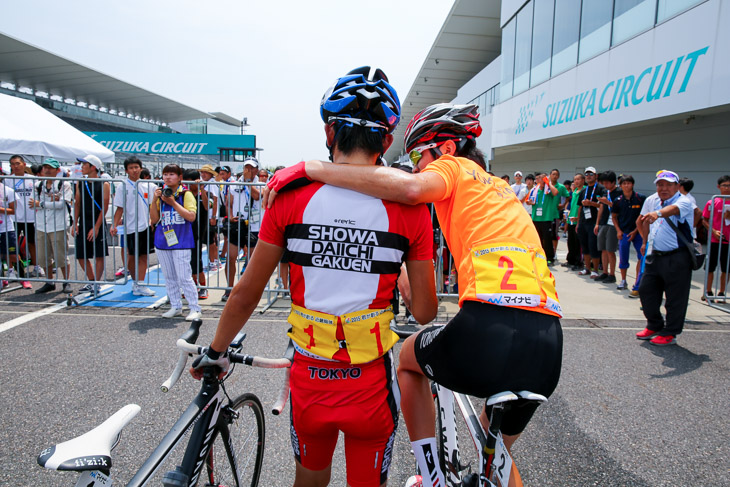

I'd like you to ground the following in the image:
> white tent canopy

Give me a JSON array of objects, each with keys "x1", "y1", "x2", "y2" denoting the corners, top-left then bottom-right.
[{"x1": 0, "y1": 93, "x2": 114, "y2": 163}]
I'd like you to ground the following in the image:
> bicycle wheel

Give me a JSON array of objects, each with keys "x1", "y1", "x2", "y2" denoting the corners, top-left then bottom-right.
[{"x1": 205, "y1": 392, "x2": 265, "y2": 487}]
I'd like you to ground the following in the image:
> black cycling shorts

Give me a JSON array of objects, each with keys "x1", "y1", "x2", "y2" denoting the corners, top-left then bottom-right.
[{"x1": 414, "y1": 301, "x2": 562, "y2": 435}]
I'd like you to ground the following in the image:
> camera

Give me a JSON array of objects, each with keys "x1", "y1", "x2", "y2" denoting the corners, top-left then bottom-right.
[{"x1": 162, "y1": 187, "x2": 174, "y2": 198}]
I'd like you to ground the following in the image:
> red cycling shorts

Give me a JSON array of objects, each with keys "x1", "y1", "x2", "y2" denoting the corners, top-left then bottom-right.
[{"x1": 289, "y1": 349, "x2": 399, "y2": 487}]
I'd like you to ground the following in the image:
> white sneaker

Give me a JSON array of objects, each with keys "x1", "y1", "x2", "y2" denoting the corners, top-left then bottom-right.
[
  {"x1": 162, "y1": 308, "x2": 183, "y2": 318},
  {"x1": 617, "y1": 279, "x2": 628, "y2": 290},
  {"x1": 7, "y1": 268, "x2": 18, "y2": 280},
  {"x1": 185, "y1": 310, "x2": 202, "y2": 321},
  {"x1": 133, "y1": 284, "x2": 156, "y2": 296}
]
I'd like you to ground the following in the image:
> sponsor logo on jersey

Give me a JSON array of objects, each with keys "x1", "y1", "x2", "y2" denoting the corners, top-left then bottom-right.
[{"x1": 307, "y1": 366, "x2": 362, "y2": 380}]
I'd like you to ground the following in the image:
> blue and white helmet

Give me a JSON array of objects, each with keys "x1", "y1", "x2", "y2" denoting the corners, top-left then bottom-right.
[{"x1": 320, "y1": 66, "x2": 401, "y2": 134}]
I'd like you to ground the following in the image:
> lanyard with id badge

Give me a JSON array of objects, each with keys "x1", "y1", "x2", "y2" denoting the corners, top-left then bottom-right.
[
  {"x1": 161, "y1": 197, "x2": 179, "y2": 247},
  {"x1": 583, "y1": 184, "x2": 597, "y2": 220},
  {"x1": 535, "y1": 189, "x2": 547, "y2": 217},
  {"x1": 606, "y1": 190, "x2": 615, "y2": 226}
]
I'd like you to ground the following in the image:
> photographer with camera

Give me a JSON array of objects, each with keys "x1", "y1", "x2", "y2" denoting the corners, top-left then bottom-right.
[{"x1": 150, "y1": 164, "x2": 201, "y2": 321}]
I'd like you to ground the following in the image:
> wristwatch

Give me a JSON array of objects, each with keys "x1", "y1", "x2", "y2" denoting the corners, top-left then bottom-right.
[{"x1": 657, "y1": 209, "x2": 663, "y2": 218}]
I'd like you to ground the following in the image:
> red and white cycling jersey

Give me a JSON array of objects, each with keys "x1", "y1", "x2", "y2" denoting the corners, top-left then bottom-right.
[{"x1": 260, "y1": 182, "x2": 432, "y2": 314}]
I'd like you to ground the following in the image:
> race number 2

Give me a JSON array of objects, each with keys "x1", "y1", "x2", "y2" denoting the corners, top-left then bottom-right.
[
  {"x1": 498, "y1": 256, "x2": 517, "y2": 291},
  {"x1": 493, "y1": 433, "x2": 513, "y2": 487}
]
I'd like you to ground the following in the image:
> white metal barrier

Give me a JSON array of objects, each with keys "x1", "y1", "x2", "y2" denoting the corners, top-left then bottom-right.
[{"x1": 1, "y1": 174, "x2": 460, "y2": 313}]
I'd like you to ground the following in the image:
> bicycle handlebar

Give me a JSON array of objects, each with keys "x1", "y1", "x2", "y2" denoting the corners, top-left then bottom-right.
[{"x1": 161, "y1": 339, "x2": 291, "y2": 393}]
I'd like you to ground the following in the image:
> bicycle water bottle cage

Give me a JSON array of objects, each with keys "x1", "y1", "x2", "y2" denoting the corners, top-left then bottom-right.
[{"x1": 37, "y1": 404, "x2": 140, "y2": 472}]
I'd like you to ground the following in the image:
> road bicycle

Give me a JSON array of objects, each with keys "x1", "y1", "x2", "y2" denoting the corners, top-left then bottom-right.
[
  {"x1": 391, "y1": 328, "x2": 547, "y2": 487},
  {"x1": 37, "y1": 319, "x2": 291, "y2": 486}
]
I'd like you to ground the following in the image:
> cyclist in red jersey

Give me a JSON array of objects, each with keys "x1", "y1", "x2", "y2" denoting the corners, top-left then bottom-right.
[
  {"x1": 192, "y1": 67, "x2": 437, "y2": 487},
  {"x1": 266, "y1": 104, "x2": 563, "y2": 487}
]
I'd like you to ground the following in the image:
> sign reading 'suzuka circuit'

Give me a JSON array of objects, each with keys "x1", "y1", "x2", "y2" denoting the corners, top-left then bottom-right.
[
  {"x1": 510, "y1": 45, "x2": 710, "y2": 138},
  {"x1": 84, "y1": 132, "x2": 256, "y2": 155},
  {"x1": 492, "y1": 1, "x2": 730, "y2": 148},
  {"x1": 541, "y1": 46, "x2": 708, "y2": 130}
]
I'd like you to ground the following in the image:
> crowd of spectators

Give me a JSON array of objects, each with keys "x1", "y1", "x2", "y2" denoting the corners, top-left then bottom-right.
[
  {"x1": 0, "y1": 154, "x2": 272, "y2": 316},
  {"x1": 503, "y1": 167, "x2": 729, "y2": 345}
]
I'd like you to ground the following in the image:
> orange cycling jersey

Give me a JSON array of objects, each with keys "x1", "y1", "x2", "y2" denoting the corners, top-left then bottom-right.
[{"x1": 423, "y1": 155, "x2": 562, "y2": 317}]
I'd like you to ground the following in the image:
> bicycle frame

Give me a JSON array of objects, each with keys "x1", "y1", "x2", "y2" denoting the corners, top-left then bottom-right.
[
  {"x1": 127, "y1": 368, "x2": 231, "y2": 486},
  {"x1": 434, "y1": 382, "x2": 490, "y2": 487},
  {"x1": 435, "y1": 383, "x2": 522, "y2": 487}
]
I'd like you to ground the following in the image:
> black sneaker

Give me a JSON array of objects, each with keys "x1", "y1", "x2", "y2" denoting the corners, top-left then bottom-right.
[
  {"x1": 221, "y1": 291, "x2": 231, "y2": 302},
  {"x1": 594, "y1": 273, "x2": 609, "y2": 282},
  {"x1": 561, "y1": 262, "x2": 571, "y2": 268},
  {"x1": 603, "y1": 275, "x2": 617, "y2": 284},
  {"x1": 35, "y1": 282, "x2": 56, "y2": 294}
]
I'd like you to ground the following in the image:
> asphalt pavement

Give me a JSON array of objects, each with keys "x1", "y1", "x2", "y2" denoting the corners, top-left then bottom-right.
[{"x1": 0, "y1": 247, "x2": 728, "y2": 486}]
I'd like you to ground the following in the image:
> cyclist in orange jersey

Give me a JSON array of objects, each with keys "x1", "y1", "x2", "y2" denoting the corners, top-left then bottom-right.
[{"x1": 266, "y1": 104, "x2": 563, "y2": 487}]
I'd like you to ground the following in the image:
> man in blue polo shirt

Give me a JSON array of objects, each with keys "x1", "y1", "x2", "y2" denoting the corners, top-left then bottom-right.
[
  {"x1": 611, "y1": 175, "x2": 646, "y2": 294},
  {"x1": 635, "y1": 170, "x2": 694, "y2": 346}
]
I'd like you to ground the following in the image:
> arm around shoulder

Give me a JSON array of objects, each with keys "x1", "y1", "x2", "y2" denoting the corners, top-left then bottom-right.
[{"x1": 305, "y1": 160, "x2": 446, "y2": 205}]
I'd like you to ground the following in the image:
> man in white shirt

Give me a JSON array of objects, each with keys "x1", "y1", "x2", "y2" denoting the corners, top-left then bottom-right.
[
  {"x1": 635, "y1": 170, "x2": 695, "y2": 346},
  {"x1": 221, "y1": 158, "x2": 260, "y2": 300},
  {"x1": 0, "y1": 182, "x2": 20, "y2": 289},
  {"x1": 31, "y1": 159, "x2": 73, "y2": 294},
  {"x1": 8, "y1": 155, "x2": 38, "y2": 288},
  {"x1": 109, "y1": 157, "x2": 156, "y2": 296},
  {"x1": 511, "y1": 170, "x2": 527, "y2": 204}
]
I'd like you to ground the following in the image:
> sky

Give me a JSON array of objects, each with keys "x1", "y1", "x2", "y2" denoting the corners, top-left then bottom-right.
[{"x1": 1, "y1": 0, "x2": 456, "y2": 167}]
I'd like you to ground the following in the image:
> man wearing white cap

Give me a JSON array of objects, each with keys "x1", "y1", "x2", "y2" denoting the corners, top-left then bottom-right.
[
  {"x1": 222, "y1": 157, "x2": 260, "y2": 300},
  {"x1": 511, "y1": 170, "x2": 528, "y2": 209},
  {"x1": 73, "y1": 154, "x2": 110, "y2": 293},
  {"x1": 635, "y1": 170, "x2": 694, "y2": 346}
]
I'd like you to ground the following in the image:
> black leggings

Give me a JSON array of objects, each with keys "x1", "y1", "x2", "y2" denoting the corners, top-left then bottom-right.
[{"x1": 413, "y1": 301, "x2": 563, "y2": 435}]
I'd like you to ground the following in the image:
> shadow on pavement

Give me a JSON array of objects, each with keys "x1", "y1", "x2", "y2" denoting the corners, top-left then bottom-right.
[
  {"x1": 519, "y1": 395, "x2": 651, "y2": 486},
  {"x1": 128, "y1": 317, "x2": 180, "y2": 334},
  {"x1": 641, "y1": 342, "x2": 711, "y2": 379}
]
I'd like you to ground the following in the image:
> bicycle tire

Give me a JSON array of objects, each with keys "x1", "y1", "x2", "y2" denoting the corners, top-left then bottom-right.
[{"x1": 205, "y1": 392, "x2": 265, "y2": 487}]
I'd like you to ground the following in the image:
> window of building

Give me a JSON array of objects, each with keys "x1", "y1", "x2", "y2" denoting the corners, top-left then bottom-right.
[
  {"x1": 513, "y1": 2, "x2": 534, "y2": 95},
  {"x1": 579, "y1": 0, "x2": 614, "y2": 63},
  {"x1": 657, "y1": 0, "x2": 705, "y2": 22},
  {"x1": 500, "y1": 18, "x2": 517, "y2": 101},
  {"x1": 613, "y1": 0, "x2": 657, "y2": 45},
  {"x1": 551, "y1": 0, "x2": 581, "y2": 76},
  {"x1": 530, "y1": 0, "x2": 555, "y2": 87}
]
